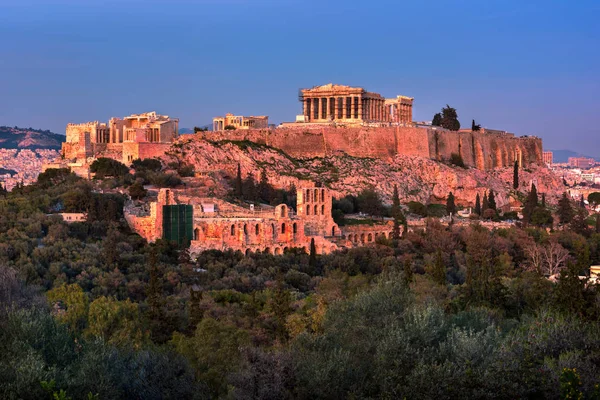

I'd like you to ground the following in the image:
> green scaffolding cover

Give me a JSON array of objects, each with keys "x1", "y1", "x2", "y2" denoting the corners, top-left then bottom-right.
[{"x1": 162, "y1": 204, "x2": 193, "y2": 246}]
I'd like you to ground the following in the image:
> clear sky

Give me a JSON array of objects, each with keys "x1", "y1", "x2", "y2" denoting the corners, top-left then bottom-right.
[{"x1": 1, "y1": 0, "x2": 598, "y2": 154}]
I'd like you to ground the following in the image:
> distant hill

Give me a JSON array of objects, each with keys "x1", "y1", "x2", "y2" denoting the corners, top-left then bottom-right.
[
  {"x1": 0, "y1": 126, "x2": 64, "y2": 150},
  {"x1": 551, "y1": 149, "x2": 600, "y2": 163}
]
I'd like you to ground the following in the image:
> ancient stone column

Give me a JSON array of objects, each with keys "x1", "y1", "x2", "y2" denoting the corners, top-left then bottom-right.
[
  {"x1": 320, "y1": 97, "x2": 327, "y2": 120},
  {"x1": 303, "y1": 99, "x2": 308, "y2": 120},
  {"x1": 342, "y1": 97, "x2": 347, "y2": 119},
  {"x1": 358, "y1": 97, "x2": 363, "y2": 120},
  {"x1": 351, "y1": 96, "x2": 356, "y2": 119}
]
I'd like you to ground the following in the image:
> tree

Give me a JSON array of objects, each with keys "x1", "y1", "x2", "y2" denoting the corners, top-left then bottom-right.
[
  {"x1": 432, "y1": 113, "x2": 442, "y2": 126},
  {"x1": 541, "y1": 192, "x2": 546, "y2": 208},
  {"x1": 523, "y1": 184, "x2": 539, "y2": 224},
  {"x1": 85, "y1": 296, "x2": 146, "y2": 348},
  {"x1": 557, "y1": 192, "x2": 574, "y2": 224},
  {"x1": 391, "y1": 185, "x2": 405, "y2": 240},
  {"x1": 257, "y1": 169, "x2": 271, "y2": 203},
  {"x1": 482, "y1": 192, "x2": 489, "y2": 213},
  {"x1": 429, "y1": 250, "x2": 447, "y2": 285},
  {"x1": 403, "y1": 258, "x2": 413, "y2": 284},
  {"x1": 357, "y1": 188, "x2": 383, "y2": 218},
  {"x1": 513, "y1": 160, "x2": 519, "y2": 190},
  {"x1": 446, "y1": 192, "x2": 456, "y2": 215},
  {"x1": 474, "y1": 193, "x2": 481, "y2": 216},
  {"x1": 471, "y1": 119, "x2": 481, "y2": 131},
  {"x1": 90, "y1": 158, "x2": 129, "y2": 179},
  {"x1": 530, "y1": 207, "x2": 553, "y2": 227},
  {"x1": 309, "y1": 238, "x2": 317, "y2": 268},
  {"x1": 234, "y1": 163, "x2": 243, "y2": 197},
  {"x1": 224, "y1": 125, "x2": 236, "y2": 130},
  {"x1": 571, "y1": 208, "x2": 591, "y2": 237},
  {"x1": 242, "y1": 174, "x2": 258, "y2": 202},
  {"x1": 449, "y1": 153, "x2": 465, "y2": 168},
  {"x1": 587, "y1": 192, "x2": 600, "y2": 207},
  {"x1": 580, "y1": 194, "x2": 586, "y2": 209},
  {"x1": 128, "y1": 180, "x2": 147, "y2": 200},
  {"x1": 488, "y1": 189, "x2": 497, "y2": 211},
  {"x1": 46, "y1": 283, "x2": 89, "y2": 332},
  {"x1": 439, "y1": 105, "x2": 460, "y2": 131}
]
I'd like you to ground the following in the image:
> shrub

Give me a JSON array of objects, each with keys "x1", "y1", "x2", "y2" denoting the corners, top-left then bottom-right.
[
  {"x1": 449, "y1": 153, "x2": 466, "y2": 168},
  {"x1": 408, "y1": 201, "x2": 428, "y2": 217}
]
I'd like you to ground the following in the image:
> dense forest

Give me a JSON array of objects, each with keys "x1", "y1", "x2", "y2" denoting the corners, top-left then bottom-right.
[{"x1": 1, "y1": 168, "x2": 600, "y2": 399}]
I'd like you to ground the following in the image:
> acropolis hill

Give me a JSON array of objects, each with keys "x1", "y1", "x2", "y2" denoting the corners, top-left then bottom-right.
[{"x1": 61, "y1": 84, "x2": 543, "y2": 171}]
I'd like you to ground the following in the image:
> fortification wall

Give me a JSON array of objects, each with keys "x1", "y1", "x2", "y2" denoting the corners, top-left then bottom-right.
[{"x1": 194, "y1": 126, "x2": 543, "y2": 170}]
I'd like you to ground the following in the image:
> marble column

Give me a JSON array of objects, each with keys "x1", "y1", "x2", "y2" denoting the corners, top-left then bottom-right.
[
  {"x1": 303, "y1": 99, "x2": 308, "y2": 120},
  {"x1": 358, "y1": 97, "x2": 363, "y2": 120},
  {"x1": 341, "y1": 97, "x2": 347, "y2": 119}
]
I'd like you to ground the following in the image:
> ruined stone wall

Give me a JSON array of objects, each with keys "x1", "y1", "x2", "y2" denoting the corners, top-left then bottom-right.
[
  {"x1": 200, "y1": 126, "x2": 541, "y2": 170},
  {"x1": 122, "y1": 142, "x2": 171, "y2": 165}
]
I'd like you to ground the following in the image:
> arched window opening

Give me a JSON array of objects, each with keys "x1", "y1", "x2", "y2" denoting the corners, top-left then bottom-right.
[
  {"x1": 255, "y1": 224, "x2": 260, "y2": 235},
  {"x1": 321, "y1": 205, "x2": 325, "y2": 215},
  {"x1": 243, "y1": 224, "x2": 248, "y2": 235},
  {"x1": 281, "y1": 223, "x2": 286, "y2": 234},
  {"x1": 194, "y1": 228, "x2": 200, "y2": 241},
  {"x1": 321, "y1": 189, "x2": 325, "y2": 202},
  {"x1": 280, "y1": 205, "x2": 286, "y2": 218},
  {"x1": 231, "y1": 225, "x2": 235, "y2": 236},
  {"x1": 293, "y1": 223, "x2": 297, "y2": 234},
  {"x1": 314, "y1": 205, "x2": 318, "y2": 215},
  {"x1": 306, "y1": 206, "x2": 310, "y2": 216}
]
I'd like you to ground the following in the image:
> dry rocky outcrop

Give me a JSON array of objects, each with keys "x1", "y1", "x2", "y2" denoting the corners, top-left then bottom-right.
[{"x1": 164, "y1": 137, "x2": 564, "y2": 207}]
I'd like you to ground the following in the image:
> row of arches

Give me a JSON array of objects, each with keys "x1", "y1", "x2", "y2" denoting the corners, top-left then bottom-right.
[
  {"x1": 244, "y1": 246, "x2": 305, "y2": 256},
  {"x1": 342, "y1": 231, "x2": 391, "y2": 244},
  {"x1": 306, "y1": 204, "x2": 326, "y2": 216},
  {"x1": 304, "y1": 188, "x2": 325, "y2": 203},
  {"x1": 192, "y1": 221, "x2": 300, "y2": 243}
]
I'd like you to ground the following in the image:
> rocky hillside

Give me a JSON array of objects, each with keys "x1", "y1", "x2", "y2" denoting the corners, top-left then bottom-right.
[
  {"x1": 165, "y1": 137, "x2": 565, "y2": 208},
  {"x1": 0, "y1": 126, "x2": 64, "y2": 149}
]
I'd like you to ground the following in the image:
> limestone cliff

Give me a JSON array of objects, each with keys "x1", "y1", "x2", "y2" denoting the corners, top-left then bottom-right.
[{"x1": 164, "y1": 137, "x2": 563, "y2": 208}]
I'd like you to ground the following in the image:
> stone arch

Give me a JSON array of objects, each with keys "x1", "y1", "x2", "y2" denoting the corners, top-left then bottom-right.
[
  {"x1": 245, "y1": 248, "x2": 251, "y2": 256},
  {"x1": 307, "y1": 206, "x2": 311, "y2": 216},
  {"x1": 281, "y1": 223, "x2": 286, "y2": 234},
  {"x1": 280, "y1": 205, "x2": 286, "y2": 218},
  {"x1": 368, "y1": 233, "x2": 373, "y2": 242},
  {"x1": 354, "y1": 234, "x2": 358, "y2": 242},
  {"x1": 305, "y1": 189, "x2": 310, "y2": 202},
  {"x1": 314, "y1": 189, "x2": 318, "y2": 201},
  {"x1": 314, "y1": 205, "x2": 318, "y2": 215},
  {"x1": 194, "y1": 228, "x2": 200, "y2": 241},
  {"x1": 264, "y1": 247, "x2": 271, "y2": 254},
  {"x1": 243, "y1": 224, "x2": 248, "y2": 235},
  {"x1": 283, "y1": 247, "x2": 289, "y2": 253},
  {"x1": 255, "y1": 224, "x2": 260, "y2": 235},
  {"x1": 321, "y1": 204, "x2": 325, "y2": 216},
  {"x1": 331, "y1": 226, "x2": 336, "y2": 236},
  {"x1": 231, "y1": 224, "x2": 235, "y2": 236},
  {"x1": 321, "y1": 189, "x2": 325, "y2": 202},
  {"x1": 360, "y1": 233, "x2": 365, "y2": 243},
  {"x1": 274, "y1": 247, "x2": 281, "y2": 255},
  {"x1": 293, "y1": 223, "x2": 297, "y2": 234}
]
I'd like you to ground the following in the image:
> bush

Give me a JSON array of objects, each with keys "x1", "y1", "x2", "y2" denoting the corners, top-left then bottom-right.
[
  {"x1": 131, "y1": 158, "x2": 162, "y2": 172},
  {"x1": 449, "y1": 153, "x2": 466, "y2": 168},
  {"x1": 224, "y1": 125, "x2": 236, "y2": 130},
  {"x1": 90, "y1": 158, "x2": 129, "y2": 179},
  {"x1": 408, "y1": 201, "x2": 428, "y2": 217}
]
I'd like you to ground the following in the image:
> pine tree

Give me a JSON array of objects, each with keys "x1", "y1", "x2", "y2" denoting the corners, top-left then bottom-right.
[
  {"x1": 488, "y1": 189, "x2": 497, "y2": 211},
  {"x1": 309, "y1": 238, "x2": 317, "y2": 268},
  {"x1": 446, "y1": 192, "x2": 456, "y2": 215},
  {"x1": 391, "y1": 185, "x2": 405, "y2": 240},
  {"x1": 523, "y1": 183, "x2": 539, "y2": 224},
  {"x1": 258, "y1": 168, "x2": 271, "y2": 203},
  {"x1": 571, "y1": 208, "x2": 591, "y2": 237},
  {"x1": 580, "y1": 194, "x2": 586, "y2": 209},
  {"x1": 403, "y1": 258, "x2": 413, "y2": 285},
  {"x1": 242, "y1": 174, "x2": 258, "y2": 202},
  {"x1": 234, "y1": 163, "x2": 243, "y2": 197},
  {"x1": 471, "y1": 119, "x2": 481, "y2": 131},
  {"x1": 482, "y1": 192, "x2": 489, "y2": 212},
  {"x1": 431, "y1": 250, "x2": 447, "y2": 285},
  {"x1": 432, "y1": 113, "x2": 442, "y2": 126},
  {"x1": 439, "y1": 105, "x2": 461, "y2": 131},
  {"x1": 474, "y1": 193, "x2": 481, "y2": 216},
  {"x1": 557, "y1": 192, "x2": 574, "y2": 224},
  {"x1": 513, "y1": 160, "x2": 519, "y2": 190},
  {"x1": 541, "y1": 193, "x2": 546, "y2": 208}
]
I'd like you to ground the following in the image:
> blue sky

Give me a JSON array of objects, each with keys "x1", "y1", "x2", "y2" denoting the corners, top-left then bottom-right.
[{"x1": 1, "y1": 0, "x2": 599, "y2": 154}]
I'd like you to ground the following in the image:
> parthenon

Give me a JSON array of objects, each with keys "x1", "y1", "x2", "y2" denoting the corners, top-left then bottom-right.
[{"x1": 298, "y1": 84, "x2": 413, "y2": 125}]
